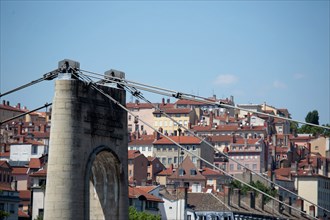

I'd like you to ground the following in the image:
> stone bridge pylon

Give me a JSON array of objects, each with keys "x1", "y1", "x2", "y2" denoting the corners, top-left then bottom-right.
[{"x1": 44, "y1": 59, "x2": 128, "y2": 220}]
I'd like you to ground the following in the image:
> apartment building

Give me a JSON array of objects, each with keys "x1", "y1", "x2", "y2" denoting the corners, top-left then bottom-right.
[{"x1": 153, "y1": 136, "x2": 214, "y2": 169}]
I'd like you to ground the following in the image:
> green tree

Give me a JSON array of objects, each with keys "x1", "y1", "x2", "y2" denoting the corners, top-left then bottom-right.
[
  {"x1": 305, "y1": 110, "x2": 319, "y2": 125},
  {"x1": 0, "y1": 210, "x2": 10, "y2": 219},
  {"x1": 290, "y1": 121, "x2": 299, "y2": 136},
  {"x1": 229, "y1": 180, "x2": 277, "y2": 204},
  {"x1": 129, "y1": 206, "x2": 161, "y2": 220},
  {"x1": 298, "y1": 110, "x2": 330, "y2": 136}
]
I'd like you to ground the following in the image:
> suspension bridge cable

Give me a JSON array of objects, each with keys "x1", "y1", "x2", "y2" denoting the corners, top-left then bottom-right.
[
  {"x1": 0, "y1": 103, "x2": 52, "y2": 125},
  {"x1": 120, "y1": 80, "x2": 330, "y2": 215},
  {"x1": 0, "y1": 69, "x2": 60, "y2": 98},
  {"x1": 72, "y1": 70, "x2": 316, "y2": 219},
  {"x1": 79, "y1": 77, "x2": 317, "y2": 220},
  {"x1": 78, "y1": 70, "x2": 330, "y2": 215},
  {"x1": 79, "y1": 70, "x2": 330, "y2": 130}
]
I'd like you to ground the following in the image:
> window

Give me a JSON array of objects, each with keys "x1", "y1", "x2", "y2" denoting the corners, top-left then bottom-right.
[
  {"x1": 141, "y1": 125, "x2": 144, "y2": 131},
  {"x1": 186, "y1": 145, "x2": 190, "y2": 150},
  {"x1": 237, "y1": 164, "x2": 241, "y2": 170},
  {"x1": 10, "y1": 204, "x2": 15, "y2": 213},
  {"x1": 129, "y1": 170, "x2": 132, "y2": 176},
  {"x1": 31, "y1": 145, "x2": 38, "y2": 155},
  {"x1": 38, "y1": 209, "x2": 44, "y2": 218},
  {"x1": 128, "y1": 115, "x2": 131, "y2": 121},
  {"x1": 253, "y1": 164, "x2": 257, "y2": 170},
  {"x1": 162, "y1": 157, "x2": 166, "y2": 165},
  {"x1": 164, "y1": 121, "x2": 167, "y2": 127},
  {"x1": 179, "y1": 169, "x2": 185, "y2": 176},
  {"x1": 174, "y1": 157, "x2": 177, "y2": 164},
  {"x1": 142, "y1": 146, "x2": 145, "y2": 151},
  {"x1": 168, "y1": 158, "x2": 172, "y2": 165},
  {"x1": 190, "y1": 169, "x2": 197, "y2": 175},
  {"x1": 192, "y1": 145, "x2": 196, "y2": 151},
  {"x1": 192, "y1": 156, "x2": 197, "y2": 163},
  {"x1": 230, "y1": 164, "x2": 234, "y2": 171},
  {"x1": 148, "y1": 146, "x2": 151, "y2": 151}
]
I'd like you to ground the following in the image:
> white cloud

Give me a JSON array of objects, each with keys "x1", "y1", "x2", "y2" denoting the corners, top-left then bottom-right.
[
  {"x1": 273, "y1": 80, "x2": 287, "y2": 89},
  {"x1": 293, "y1": 73, "x2": 305, "y2": 79},
  {"x1": 214, "y1": 74, "x2": 238, "y2": 85}
]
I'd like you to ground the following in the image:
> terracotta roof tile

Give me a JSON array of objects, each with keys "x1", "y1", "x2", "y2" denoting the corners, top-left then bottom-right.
[
  {"x1": 126, "y1": 102, "x2": 154, "y2": 109},
  {"x1": 18, "y1": 210, "x2": 29, "y2": 218},
  {"x1": 201, "y1": 167, "x2": 223, "y2": 176},
  {"x1": 12, "y1": 167, "x2": 28, "y2": 175},
  {"x1": 168, "y1": 156, "x2": 206, "y2": 181},
  {"x1": 153, "y1": 108, "x2": 191, "y2": 114},
  {"x1": 157, "y1": 166, "x2": 174, "y2": 176},
  {"x1": 154, "y1": 136, "x2": 202, "y2": 145},
  {"x1": 29, "y1": 158, "x2": 41, "y2": 169},
  {"x1": 274, "y1": 167, "x2": 291, "y2": 177},
  {"x1": 129, "y1": 138, "x2": 154, "y2": 145},
  {"x1": 30, "y1": 168, "x2": 47, "y2": 177},
  {"x1": 128, "y1": 186, "x2": 163, "y2": 203},
  {"x1": 19, "y1": 190, "x2": 31, "y2": 199},
  {"x1": 128, "y1": 150, "x2": 141, "y2": 159}
]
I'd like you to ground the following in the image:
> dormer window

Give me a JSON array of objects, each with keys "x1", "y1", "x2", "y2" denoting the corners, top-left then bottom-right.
[
  {"x1": 179, "y1": 169, "x2": 185, "y2": 176},
  {"x1": 190, "y1": 169, "x2": 197, "y2": 176}
]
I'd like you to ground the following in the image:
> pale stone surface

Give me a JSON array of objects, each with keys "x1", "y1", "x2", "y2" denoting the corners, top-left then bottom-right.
[{"x1": 44, "y1": 79, "x2": 128, "y2": 220}]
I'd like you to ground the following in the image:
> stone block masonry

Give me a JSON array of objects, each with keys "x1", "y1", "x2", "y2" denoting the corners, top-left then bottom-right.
[{"x1": 44, "y1": 73, "x2": 128, "y2": 220}]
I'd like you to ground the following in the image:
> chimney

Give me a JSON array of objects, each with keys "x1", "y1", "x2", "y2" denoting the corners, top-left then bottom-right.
[
  {"x1": 6, "y1": 101, "x2": 10, "y2": 106},
  {"x1": 233, "y1": 188, "x2": 241, "y2": 207},
  {"x1": 232, "y1": 133, "x2": 236, "y2": 143},
  {"x1": 17, "y1": 103, "x2": 21, "y2": 109},
  {"x1": 296, "y1": 198, "x2": 304, "y2": 216},
  {"x1": 224, "y1": 186, "x2": 231, "y2": 206},
  {"x1": 19, "y1": 136, "x2": 24, "y2": 143},
  {"x1": 40, "y1": 124, "x2": 46, "y2": 133},
  {"x1": 18, "y1": 123, "x2": 23, "y2": 135},
  {"x1": 323, "y1": 159, "x2": 328, "y2": 176},
  {"x1": 261, "y1": 194, "x2": 266, "y2": 211},
  {"x1": 162, "y1": 98, "x2": 165, "y2": 105},
  {"x1": 2, "y1": 100, "x2": 5, "y2": 105},
  {"x1": 167, "y1": 98, "x2": 170, "y2": 104},
  {"x1": 209, "y1": 111, "x2": 214, "y2": 126},
  {"x1": 249, "y1": 191, "x2": 255, "y2": 209}
]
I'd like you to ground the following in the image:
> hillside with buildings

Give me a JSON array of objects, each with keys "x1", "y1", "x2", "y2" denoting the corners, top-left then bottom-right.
[{"x1": 1, "y1": 97, "x2": 329, "y2": 219}]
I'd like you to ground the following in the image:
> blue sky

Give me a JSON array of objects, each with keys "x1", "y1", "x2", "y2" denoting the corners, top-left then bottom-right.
[{"x1": 1, "y1": 1, "x2": 329, "y2": 125}]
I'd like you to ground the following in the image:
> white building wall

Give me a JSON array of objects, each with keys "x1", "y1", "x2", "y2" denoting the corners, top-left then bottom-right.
[
  {"x1": 10, "y1": 144, "x2": 45, "y2": 161},
  {"x1": 31, "y1": 188, "x2": 45, "y2": 220},
  {"x1": 160, "y1": 197, "x2": 185, "y2": 220},
  {"x1": 297, "y1": 177, "x2": 318, "y2": 216}
]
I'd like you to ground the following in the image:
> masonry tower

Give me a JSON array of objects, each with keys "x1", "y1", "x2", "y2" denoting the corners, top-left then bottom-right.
[{"x1": 44, "y1": 59, "x2": 128, "y2": 219}]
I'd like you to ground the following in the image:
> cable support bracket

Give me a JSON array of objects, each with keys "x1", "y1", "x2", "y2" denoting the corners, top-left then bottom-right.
[{"x1": 172, "y1": 92, "x2": 182, "y2": 99}]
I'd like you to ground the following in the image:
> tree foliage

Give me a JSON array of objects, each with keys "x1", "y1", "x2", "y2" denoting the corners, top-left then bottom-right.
[
  {"x1": 129, "y1": 206, "x2": 161, "y2": 220},
  {"x1": 0, "y1": 210, "x2": 10, "y2": 219},
  {"x1": 297, "y1": 110, "x2": 330, "y2": 137},
  {"x1": 305, "y1": 110, "x2": 319, "y2": 125}
]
